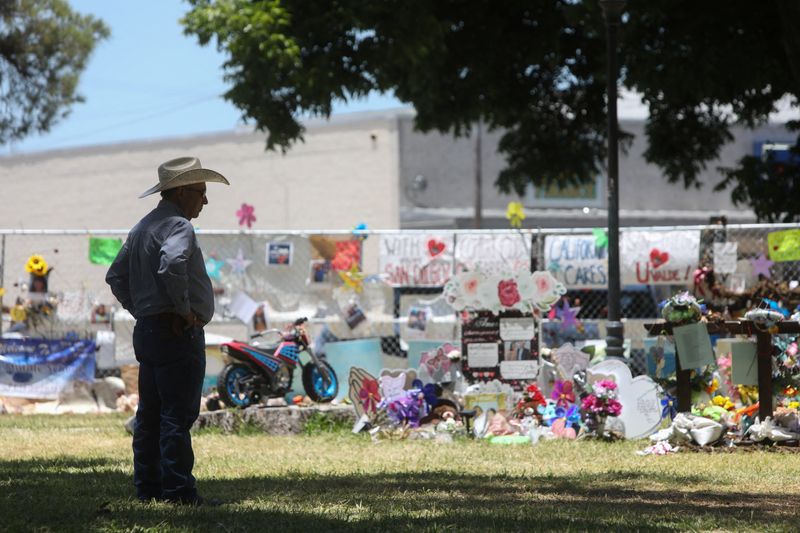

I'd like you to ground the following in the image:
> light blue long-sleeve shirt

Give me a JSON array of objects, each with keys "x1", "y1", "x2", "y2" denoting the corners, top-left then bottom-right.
[{"x1": 106, "y1": 200, "x2": 214, "y2": 323}]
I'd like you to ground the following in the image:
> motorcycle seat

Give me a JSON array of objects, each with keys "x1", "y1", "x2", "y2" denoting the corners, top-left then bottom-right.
[{"x1": 248, "y1": 342, "x2": 280, "y2": 354}]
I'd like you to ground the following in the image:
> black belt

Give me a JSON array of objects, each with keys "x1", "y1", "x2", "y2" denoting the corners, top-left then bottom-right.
[
  {"x1": 152, "y1": 312, "x2": 183, "y2": 324},
  {"x1": 143, "y1": 312, "x2": 205, "y2": 328}
]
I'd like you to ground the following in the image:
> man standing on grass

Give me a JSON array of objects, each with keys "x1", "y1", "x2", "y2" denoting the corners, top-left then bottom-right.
[{"x1": 106, "y1": 156, "x2": 229, "y2": 506}]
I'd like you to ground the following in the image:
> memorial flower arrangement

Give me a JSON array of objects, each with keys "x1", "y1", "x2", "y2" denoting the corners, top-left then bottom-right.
[
  {"x1": 773, "y1": 336, "x2": 800, "y2": 393},
  {"x1": 9, "y1": 254, "x2": 57, "y2": 331},
  {"x1": 692, "y1": 395, "x2": 736, "y2": 423},
  {"x1": 512, "y1": 383, "x2": 546, "y2": 419},
  {"x1": 581, "y1": 379, "x2": 622, "y2": 438},
  {"x1": 385, "y1": 390, "x2": 426, "y2": 428}
]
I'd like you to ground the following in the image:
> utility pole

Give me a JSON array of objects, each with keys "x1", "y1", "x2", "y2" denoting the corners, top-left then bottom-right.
[
  {"x1": 474, "y1": 120, "x2": 483, "y2": 229},
  {"x1": 601, "y1": 0, "x2": 626, "y2": 361}
]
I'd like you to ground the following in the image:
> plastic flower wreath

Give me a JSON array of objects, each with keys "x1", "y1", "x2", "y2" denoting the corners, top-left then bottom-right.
[
  {"x1": 660, "y1": 291, "x2": 703, "y2": 325},
  {"x1": 551, "y1": 379, "x2": 575, "y2": 408},
  {"x1": 25, "y1": 254, "x2": 49, "y2": 277}
]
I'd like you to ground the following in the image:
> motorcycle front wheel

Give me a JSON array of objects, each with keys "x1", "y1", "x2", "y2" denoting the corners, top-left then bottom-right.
[
  {"x1": 302, "y1": 361, "x2": 338, "y2": 403},
  {"x1": 218, "y1": 363, "x2": 259, "y2": 408}
]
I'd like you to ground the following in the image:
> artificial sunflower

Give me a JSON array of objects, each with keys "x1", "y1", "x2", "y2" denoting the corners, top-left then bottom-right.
[
  {"x1": 25, "y1": 255, "x2": 49, "y2": 276},
  {"x1": 711, "y1": 395, "x2": 735, "y2": 411}
]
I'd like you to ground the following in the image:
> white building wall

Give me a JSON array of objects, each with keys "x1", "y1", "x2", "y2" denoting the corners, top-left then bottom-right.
[
  {"x1": 0, "y1": 112, "x2": 400, "y2": 307},
  {"x1": 0, "y1": 112, "x2": 400, "y2": 231}
]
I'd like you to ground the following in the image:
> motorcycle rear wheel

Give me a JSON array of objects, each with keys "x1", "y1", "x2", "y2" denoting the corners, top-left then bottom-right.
[
  {"x1": 302, "y1": 361, "x2": 338, "y2": 403},
  {"x1": 218, "y1": 363, "x2": 259, "y2": 408}
]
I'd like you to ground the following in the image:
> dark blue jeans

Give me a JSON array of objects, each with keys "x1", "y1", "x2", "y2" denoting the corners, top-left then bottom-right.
[{"x1": 132, "y1": 316, "x2": 205, "y2": 502}]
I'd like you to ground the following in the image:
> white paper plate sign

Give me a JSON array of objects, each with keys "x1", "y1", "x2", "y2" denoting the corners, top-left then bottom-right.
[{"x1": 586, "y1": 359, "x2": 662, "y2": 440}]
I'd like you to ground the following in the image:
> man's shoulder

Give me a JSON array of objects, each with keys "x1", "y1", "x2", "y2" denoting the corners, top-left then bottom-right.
[{"x1": 134, "y1": 206, "x2": 190, "y2": 234}]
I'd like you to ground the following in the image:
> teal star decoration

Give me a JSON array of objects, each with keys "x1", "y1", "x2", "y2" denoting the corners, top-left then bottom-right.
[
  {"x1": 548, "y1": 259, "x2": 561, "y2": 273},
  {"x1": 205, "y1": 257, "x2": 225, "y2": 280},
  {"x1": 592, "y1": 228, "x2": 608, "y2": 249}
]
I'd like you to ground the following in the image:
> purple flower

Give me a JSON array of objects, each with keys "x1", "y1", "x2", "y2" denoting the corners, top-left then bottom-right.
[{"x1": 551, "y1": 380, "x2": 576, "y2": 407}]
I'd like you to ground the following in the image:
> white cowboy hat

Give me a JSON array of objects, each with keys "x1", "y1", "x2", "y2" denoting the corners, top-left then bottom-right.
[{"x1": 139, "y1": 156, "x2": 230, "y2": 198}]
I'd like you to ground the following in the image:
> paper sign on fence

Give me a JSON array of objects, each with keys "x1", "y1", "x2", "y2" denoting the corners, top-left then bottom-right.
[
  {"x1": 713, "y1": 242, "x2": 738, "y2": 274},
  {"x1": 229, "y1": 291, "x2": 260, "y2": 324},
  {"x1": 544, "y1": 234, "x2": 608, "y2": 289},
  {"x1": 621, "y1": 230, "x2": 700, "y2": 286},
  {"x1": 767, "y1": 229, "x2": 800, "y2": 262}
]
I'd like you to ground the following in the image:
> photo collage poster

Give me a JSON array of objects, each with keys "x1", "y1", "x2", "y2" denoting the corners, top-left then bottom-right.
[{"x1": 461, "y1": 310, "x2": 538, "y2": 389}]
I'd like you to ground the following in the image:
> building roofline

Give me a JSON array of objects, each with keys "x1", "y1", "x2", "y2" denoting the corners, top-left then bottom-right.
[{"x1": 0, "y1": 107, "x2": 416, "y2": 163}]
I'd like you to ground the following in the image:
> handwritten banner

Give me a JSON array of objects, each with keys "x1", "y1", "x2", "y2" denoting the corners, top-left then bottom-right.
[
  {"x1": 454, "y1": 233, "x2": 531, "y2": 274},
  {"x1": 379, "y1": 233, "x2": 454, "y2": 286},
  {"x1": 0, "y1": 339, "x2": 96, "y2": 399},
  {"x1": 621, "y1": 230, "x2": 700, "y2": 286},
  {"x1": 767, "y1": 229, "x2": 800, "y2": 262},
  {"x1": 544, "y1": 235, "x2": 608, "y2": 288}
]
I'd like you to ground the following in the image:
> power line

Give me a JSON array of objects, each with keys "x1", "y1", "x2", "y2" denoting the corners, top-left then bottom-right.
[{"x1": 28, "y1": 95, "x2": 228, "y2": 148}]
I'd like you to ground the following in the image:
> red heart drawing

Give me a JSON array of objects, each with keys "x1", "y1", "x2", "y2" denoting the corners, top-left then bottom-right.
[
  {"x1": 428, "y1": 239, "x2": 446, "y2": 257},
  {"x1": 649, "y1": 248, "x2": 669, "y2": 268}
]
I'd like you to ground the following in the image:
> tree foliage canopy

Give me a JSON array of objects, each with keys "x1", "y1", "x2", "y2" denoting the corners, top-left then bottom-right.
[
  {"x1": 183, "y1": 0, "x2": 800, "y2": 221},
  {"x1": 0, "y1": 0, "x2": 109, "y2": 145}
]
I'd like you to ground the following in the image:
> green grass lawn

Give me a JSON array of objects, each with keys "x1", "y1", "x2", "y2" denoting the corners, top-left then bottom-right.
[{"x1": 0, "y1": 414, "x2": 798, "y2": 532}]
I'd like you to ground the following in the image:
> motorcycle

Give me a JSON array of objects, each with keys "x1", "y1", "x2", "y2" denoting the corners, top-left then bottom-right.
[{"x1": 217, "y1": 317, "x2": 338, "y2": 407}]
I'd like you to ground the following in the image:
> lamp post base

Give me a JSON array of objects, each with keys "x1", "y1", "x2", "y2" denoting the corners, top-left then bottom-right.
[{"x1": 605, "y1": 320, "x2": 626, "y2": 362}]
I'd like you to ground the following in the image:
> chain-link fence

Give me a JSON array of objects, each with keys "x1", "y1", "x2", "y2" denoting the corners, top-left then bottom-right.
[{"x1": 2, "y1": 224, "x2": 799, "y2": 378}]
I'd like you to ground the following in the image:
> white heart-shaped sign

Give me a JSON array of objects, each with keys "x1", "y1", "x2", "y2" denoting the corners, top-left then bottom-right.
[{"x1": 586, "y1": 359, "x2": 662, "y2": 440}]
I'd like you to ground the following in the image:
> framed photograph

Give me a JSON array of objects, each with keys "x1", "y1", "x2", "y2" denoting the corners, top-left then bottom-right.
[
  {"x1": 503, "y1": 340, "x2": 532, "y2": 361},
  {"x1": 91, "y1": 303, "x2": 111, "y2": 324},
  {"x1": 252, "y1": 305, "x2": 268, "y2": 333},
  {"x1": 267, "y1": 242, "x2": 293, "y2": 266},
  {"x1": 308, "y1": 259, "x2": 332, "y2": 286},
  {"x1": 343, "y1": 302, "x2": 367, "y2": 329},
  {"x1": 407, "y1": 306, "x2": 430, "y2": 332},
  {"x1": 464, "y1": 393, "x2": 508, "y2": 415}
]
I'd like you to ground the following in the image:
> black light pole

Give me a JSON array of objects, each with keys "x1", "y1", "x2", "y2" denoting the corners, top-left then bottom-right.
[{"x1": 601, "y1": 0, "x2": 625, "y2": 361}]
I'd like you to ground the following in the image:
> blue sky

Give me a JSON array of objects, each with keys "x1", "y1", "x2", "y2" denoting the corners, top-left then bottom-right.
[{"x1": 3, "y1": 0, "x2": 401, "y2": 155}]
